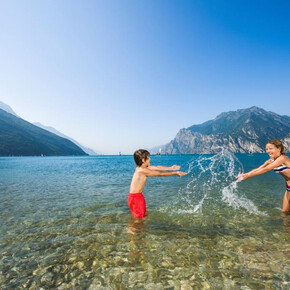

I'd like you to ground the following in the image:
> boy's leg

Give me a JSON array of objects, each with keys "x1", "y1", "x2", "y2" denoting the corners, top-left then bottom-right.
[{"x1": 282, "y1": 190, "x2": 290, "y2": 213}]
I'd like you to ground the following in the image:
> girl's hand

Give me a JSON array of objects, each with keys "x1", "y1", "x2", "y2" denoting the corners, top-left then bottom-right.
[
  {"x1": 237, "y1": 173, "x2": 250, "y2": 182},
  {"x1": 236, "y1": 173, "x2": 245, "y2": 182}
]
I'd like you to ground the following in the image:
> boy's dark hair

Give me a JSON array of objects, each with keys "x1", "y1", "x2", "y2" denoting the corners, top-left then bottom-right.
[{"x1": 134, "y1": 149, "x2": 150, "y2": 166}]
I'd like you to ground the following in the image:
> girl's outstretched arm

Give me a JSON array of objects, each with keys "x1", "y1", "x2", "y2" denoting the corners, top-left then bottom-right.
[
  {"x1": 246, "y1": 159, "x2": 271, "y2": 175},
  {"x1": 241, "y1": 155, "x2": 285, "y2": 181}
]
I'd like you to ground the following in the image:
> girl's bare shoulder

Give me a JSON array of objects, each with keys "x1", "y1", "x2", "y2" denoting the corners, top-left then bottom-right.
[{"x1": 282, "y1": 154, "x2": 290, "y2": 165}]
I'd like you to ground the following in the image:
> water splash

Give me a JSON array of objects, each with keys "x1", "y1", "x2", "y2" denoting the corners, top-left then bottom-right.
[
  {"x1": 173, "y1": 148, "x2": 266, "y2": 216},
  {"x1": 222, "y1": 182, "x2": 267, "y2": 216}
]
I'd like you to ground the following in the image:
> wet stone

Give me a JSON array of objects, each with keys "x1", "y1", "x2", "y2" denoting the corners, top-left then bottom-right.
[
  {"x1": 144, "y1": 282, "x2": 164, "y2": 290},
  {"x1": 40, "y1": 272, "x2": 54, "y2": 283}
]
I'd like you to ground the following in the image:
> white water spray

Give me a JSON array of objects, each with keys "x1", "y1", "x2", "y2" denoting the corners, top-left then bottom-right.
[{"x1": 177, "y1": 148, "x2": 267, "y2": 216}]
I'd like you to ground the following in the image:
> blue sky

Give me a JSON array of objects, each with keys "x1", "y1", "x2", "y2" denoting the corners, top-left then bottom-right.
[{"x1": 0, "y1": 0, "x2": 289, "y2": 154}]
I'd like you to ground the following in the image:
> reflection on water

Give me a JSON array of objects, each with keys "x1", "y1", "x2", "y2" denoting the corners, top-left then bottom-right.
[{"x1": 0, "y1": 154, "x2": 289, "y2": 288}]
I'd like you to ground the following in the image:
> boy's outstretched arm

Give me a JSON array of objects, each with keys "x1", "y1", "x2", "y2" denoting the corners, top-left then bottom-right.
[
  {"x1": 148, "y1": 165, "x2": 181, "y2": 171},
  {"x1": 143, "y1": 167, "x2": 187, "y2": 177}
]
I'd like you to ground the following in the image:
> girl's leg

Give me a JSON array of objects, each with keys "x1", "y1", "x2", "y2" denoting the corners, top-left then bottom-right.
[{"x1": 282, "y1": 190, "x2": 290, "y2": 212}]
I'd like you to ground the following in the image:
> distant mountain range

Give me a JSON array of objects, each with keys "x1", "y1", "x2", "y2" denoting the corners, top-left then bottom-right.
[
  {"x1": 161, "y1": 107, "x2": 290, "y2": 154},
  {"x1": 2, "y1": 102, "x2": 289, "y2": 156},
  {"x1": 0, "y1": 101, "x2": 99, "y2": 156},
  {"x1": 0, "y1": 108, "x2": 87, "y2": 156},
  {"x1": 0, "y1": 101, "x2": 18, "y2": 116},
  {"x1": 33, "y1": 122, "x2": 99, "y2": 155}
]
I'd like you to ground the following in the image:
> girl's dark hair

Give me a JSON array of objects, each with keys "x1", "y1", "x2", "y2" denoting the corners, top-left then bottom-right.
[
  {"x1": 267, "y1": 139, "x2": 286, "y2": 155},
  {"x1": 134, "y1": 149, "x2": 150, "y2": 166}
]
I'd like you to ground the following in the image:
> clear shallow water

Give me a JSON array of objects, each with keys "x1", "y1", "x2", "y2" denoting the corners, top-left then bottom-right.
[{"x1": 0, "y1": 152, "x2": 289, "y2": 289}]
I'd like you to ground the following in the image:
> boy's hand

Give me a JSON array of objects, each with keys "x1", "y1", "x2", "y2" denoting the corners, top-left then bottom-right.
[
  {"x1": 177, "y1": 171, "x2": 187, "y2": 177},
  {"x1": 171, "y1": 165, "x2": 181, "y2": 170}
]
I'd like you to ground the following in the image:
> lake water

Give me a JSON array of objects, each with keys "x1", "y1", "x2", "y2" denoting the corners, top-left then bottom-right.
[{"x1": 0, "y1": 152, "x2": 289, "y2": 289}]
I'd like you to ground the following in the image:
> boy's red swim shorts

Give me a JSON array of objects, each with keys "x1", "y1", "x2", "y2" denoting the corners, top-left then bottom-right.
[{"x1": 128, "y1": 193, "x2": 146, "y2": 218}]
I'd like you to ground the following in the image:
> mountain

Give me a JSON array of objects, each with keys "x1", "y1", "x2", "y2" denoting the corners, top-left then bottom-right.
[
  {"x1": 163, "y1": 107, "x2": 290, "y2": 154},
  {"x1": 0, "y1": 101, "x2": 18, "y2": 116},
  {"x1": 34, "y1": 122, "x2": 99, "y2": 155},
  {"x1": 0, "y1": 101, "x2": 97, "y2": 155},
  {"x1": 0, "y1": 108, "x2": 88, "y2": 156}
]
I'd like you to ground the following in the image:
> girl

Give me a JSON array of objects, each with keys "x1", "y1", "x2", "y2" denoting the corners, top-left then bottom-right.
[{"x1": 237, "y1": 139, "x2": 290, "y2": 212}]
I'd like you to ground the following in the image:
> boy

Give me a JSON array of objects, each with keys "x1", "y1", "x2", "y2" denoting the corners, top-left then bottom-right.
[{"x1": 128, "y1": 149, "x2": 187, "y2": 218}]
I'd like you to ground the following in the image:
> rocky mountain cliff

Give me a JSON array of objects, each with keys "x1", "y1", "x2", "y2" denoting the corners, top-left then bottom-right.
[{"x1": 163, "y1": 107, "x2": 290, "y2": 154}]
